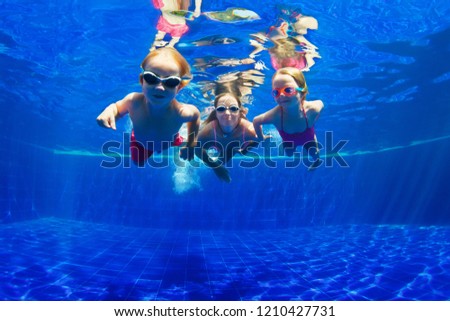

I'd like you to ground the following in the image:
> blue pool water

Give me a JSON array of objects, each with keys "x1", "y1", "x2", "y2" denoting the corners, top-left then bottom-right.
[
  {"x1": 1, "y1": 0, "x2": 450, "y2": 300},
  {"x1": 2, "y1": 218, "x2": 450, "y2": 300}
]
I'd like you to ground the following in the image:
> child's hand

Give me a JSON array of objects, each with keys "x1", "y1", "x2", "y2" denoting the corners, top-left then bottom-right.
[
  {"x1": 96, "y1": 105, "x2": 117, "y2": 130},
  {"x1": 179, "y1": 146, "x2": 195, "y2": 161}
]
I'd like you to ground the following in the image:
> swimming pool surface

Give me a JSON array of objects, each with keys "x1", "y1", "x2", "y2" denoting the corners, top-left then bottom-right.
[{"x1": 1, "y1": 0, "x2": 450, "y2": 301}]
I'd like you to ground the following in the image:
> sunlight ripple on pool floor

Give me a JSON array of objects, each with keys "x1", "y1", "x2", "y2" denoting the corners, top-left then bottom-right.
[{"x1": 1, "y1": 218, "x2": 449, "y2": 300}]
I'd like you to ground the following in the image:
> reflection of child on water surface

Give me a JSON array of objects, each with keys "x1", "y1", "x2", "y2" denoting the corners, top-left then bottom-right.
[
  {"x1": 96, "y1": 47, "x2": 200, "y2": 166},
  {"x1": 249, "y1": 15, "x2": 320, "y2": 71},
  {"x1": 194, "y1": 56, "x2": 256, "y2": 72},
  {"x1": 151, "y1": 0, "x2": 202, "y2": 50}
]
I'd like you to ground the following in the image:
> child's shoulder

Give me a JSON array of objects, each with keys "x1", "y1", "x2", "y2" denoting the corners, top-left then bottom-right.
[
  {"x1": 240, "y1": 118, "x2": 254, "y2": 130},
  {"x1": 177, "y1": 101, "x2": 198, "y2": 110},
  {"x1": 241, "y1": 118, "x2": 258, "y2": 136},
  {"x1": 304, "y1": 99, "x2": 324, "y2": 113},
  {"x1": 202, "y1": 119, "x2": 216, "y2": 129},
  {"x1": 198, "y1": 121, "x2": 215, "y2": 139},
  {"x1": 123, "y1": 92, "x2": 145, "y2": 108},
  {"x1": 176, "y1": 102, "x2": 200, "y2": 118},
  {"x1": 124, "y1": 92, "x2": 144, "y2": 99},
  {"x1": 124, "y1": 92, "x2": 145, "y2": 103}
]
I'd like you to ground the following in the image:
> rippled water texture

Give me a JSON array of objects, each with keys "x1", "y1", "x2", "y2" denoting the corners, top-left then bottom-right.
[{"x1": 2, "y1": 218, "x2": 449, "y2": 300}]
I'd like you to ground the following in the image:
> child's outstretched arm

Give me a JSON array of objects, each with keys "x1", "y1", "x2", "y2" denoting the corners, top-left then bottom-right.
[
  {"x1": 197, "y1": 148, "x2": 231, "y2": 183},
  {"x1": 180, "y1": 105, "x2": 200, "y2": 161},
  {"x1": 239, "y1": 125, "x2": 260, "y2": 155},
  {"x1": 96, "y1": 94, "x2": 133, "y2": 130},
  {"x1": 252, "y1": 107, "x2": 277, "y2": 141},
  {"x1": 186, "y1": 110, "x2": 200, "y2": 149},
  {"x1": 306, "y1": 100, "x2": 324, "y2": 127}
]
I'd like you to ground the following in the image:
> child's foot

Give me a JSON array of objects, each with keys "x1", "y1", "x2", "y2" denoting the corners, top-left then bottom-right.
[{"x1": 150, "y1": 40, "x2": 169, "y2": 51}]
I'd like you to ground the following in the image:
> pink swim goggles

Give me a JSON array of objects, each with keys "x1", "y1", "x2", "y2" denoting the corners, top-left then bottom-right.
[{"x1": 272, "y1": 86, "x2": 303, "y2": 98}]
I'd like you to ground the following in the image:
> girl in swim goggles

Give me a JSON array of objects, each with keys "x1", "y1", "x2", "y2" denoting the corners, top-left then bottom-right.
[
  {"x1": 142, "y1": 70, "x2": 182, "y2": 88},
  {"x1": 272, "y1": 86, "x2": 304, "y2": 98},
  {"x1": 215, "y1": 105, "x2": 240, "y2": 113}
]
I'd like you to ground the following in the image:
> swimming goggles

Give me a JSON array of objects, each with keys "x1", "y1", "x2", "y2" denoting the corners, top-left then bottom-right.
[
  {"x1": 216, "y1": 105, "x2": 240, "y2": 113},
  {"x1": 272, "y1": 86, "x2": 303, "y2": 98},
  {"x1": 142, "y1": 71, "x2": 182, "y2": 88}
]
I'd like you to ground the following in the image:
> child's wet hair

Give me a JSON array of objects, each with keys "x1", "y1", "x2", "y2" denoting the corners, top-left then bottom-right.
[
  {"x1": 273, "y1": 67, "x2": 309, "y2": 95},
  {"x1": 140, "y1": 47, "x2": 192, "y2": 88}
]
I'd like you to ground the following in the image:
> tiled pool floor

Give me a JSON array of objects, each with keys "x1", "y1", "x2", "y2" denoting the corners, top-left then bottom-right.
[{"x1": 1, "y1": 218, "x2": 449, "y2": 300}]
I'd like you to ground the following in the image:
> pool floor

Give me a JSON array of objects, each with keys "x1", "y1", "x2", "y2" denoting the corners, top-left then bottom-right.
[{"x1": 1, "y1": 218, "x2": 449, "y2": 300}]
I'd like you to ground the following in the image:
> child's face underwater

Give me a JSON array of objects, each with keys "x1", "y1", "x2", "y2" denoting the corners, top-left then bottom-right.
[
  {"x1": 272, "y1": 74, "x2": 301, "y2": 106},
  {"x1": 141, "y1": 55, "x2": 182, "y2": 105},
  {"x1": 216, "y1": 95, "x2": 241, "y2": 129}
]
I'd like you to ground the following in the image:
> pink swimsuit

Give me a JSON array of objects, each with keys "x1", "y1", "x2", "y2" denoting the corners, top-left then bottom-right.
[
  {"x1": 152, "y1": 0, "x2": 164, "y2": 9},
  {"x1": 156, "y1": 16, "x2": 189, "y2": 38},
  {"x1": 270, "y1": 54, "x2": 307, "y2": 71},
  {"x1": 278, "y1": 108, "x2": 315, "y2": 148}
]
